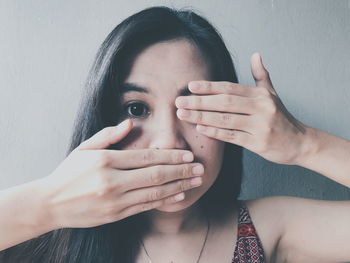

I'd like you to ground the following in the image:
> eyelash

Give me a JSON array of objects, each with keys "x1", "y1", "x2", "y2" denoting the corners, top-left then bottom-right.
[{"x1": 122, "y1": 101, "x2": 150, "y2": 119}]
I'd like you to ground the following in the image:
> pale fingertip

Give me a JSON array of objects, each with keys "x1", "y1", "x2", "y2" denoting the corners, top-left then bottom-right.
[
  {"x1": 116, "y1": 119, "x2": 132, "y2": 130},
  {"x1": 182, "y1": 152, "x2": 194, "y2": 162},
  {"x1": 192, "y1": 164, "x2": 204, "y2": 175},
  {"x1": 251, "y1": 52, "x2": 260, "y2": 60},
  {"x1": 174, "y1": 192, "x2": 185, "y2": 201},
  {"x1": 251, "y1": 52, "x2": 262, "y2": 68},
  {"x1": 175, "y1": 97, "x2": 188, "y2": 108},
  {"x1": 188, "y1": 81, "x2": 200, "y2": 91},
  {"x1": 177, "y1": 109, "x2": 191, "y2": 118}
]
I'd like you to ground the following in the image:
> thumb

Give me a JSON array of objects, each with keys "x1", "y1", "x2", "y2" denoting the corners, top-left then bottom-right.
[
  {"x1": 250, "y1": 52, "x2": 273, "y2": 88},
  {"x1": 76, "y1": 119, "x2": 133, "y2": 151}
]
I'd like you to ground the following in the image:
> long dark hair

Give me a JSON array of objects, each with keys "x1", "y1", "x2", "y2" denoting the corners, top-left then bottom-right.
[{"x1": 0, "y1": 6, "x2": 242, "y2": 263}]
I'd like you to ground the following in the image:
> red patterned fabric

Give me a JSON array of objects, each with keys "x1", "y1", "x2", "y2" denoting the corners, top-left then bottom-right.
[{"x1": 232, "y1": 201, "x2": 266, "y2": 263}]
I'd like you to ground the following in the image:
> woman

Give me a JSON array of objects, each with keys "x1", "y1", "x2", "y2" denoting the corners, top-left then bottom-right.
[{"x1": 1, "y1": 6, "x2": 350, "y2": 263}]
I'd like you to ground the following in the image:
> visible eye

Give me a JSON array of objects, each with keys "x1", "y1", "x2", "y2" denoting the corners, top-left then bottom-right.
[{"x1": 123, "y1": 101, "x2": 150, "y2": 118}]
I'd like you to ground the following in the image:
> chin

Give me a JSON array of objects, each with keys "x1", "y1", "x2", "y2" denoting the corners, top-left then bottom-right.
[{"x1": 154, "y1": 200, "x2": 192, "y2": 212}]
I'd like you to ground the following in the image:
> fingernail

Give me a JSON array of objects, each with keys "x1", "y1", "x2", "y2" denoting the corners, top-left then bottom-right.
[
  {"x1": 182, "y1": 152, "x2": 194, "y2": 162},
  {"x1": 192, "y1": 165, "x2": 204, "y2": 175},
  {"x1": 177, "y1": 109, "x2": 191, "y2": 118},
  {"x1": 189, "y1": 82, "x2": 200, "y2": 91},
  {"x1": 174, "y1": 192, "x2": 185, "y2": 201},
  {"x1": 191, "y1": 177, "x2": 202, "y2": 187},
  {"x1": 117, "y1": 119, "x2": 130, "y2": 130},
  {"x1": 175, "y1": 97, "x2": 188, "y2": 108}
]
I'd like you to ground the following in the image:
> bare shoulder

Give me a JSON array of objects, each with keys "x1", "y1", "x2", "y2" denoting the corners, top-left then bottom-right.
[
  {"x1": 243, "y1": 195, "x2": 317, "y2": 263},
  {"x1": 242, "y1": 196, "x2": 289, "y2": 263},
  {"x1": 243, "y1": 195, "x2": 323, "y2": 262},
  {"x1": 244, "y1": 196, "x2": 350, "y2": 263}
]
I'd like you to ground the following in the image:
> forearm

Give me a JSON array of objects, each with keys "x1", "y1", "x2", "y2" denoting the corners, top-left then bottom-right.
[
  {"x1": 0, "y1": 178, "x2": 55, "y2": 251},
  {"x1": 296, "y1": 126, "x2": 350, "y2": 188}
]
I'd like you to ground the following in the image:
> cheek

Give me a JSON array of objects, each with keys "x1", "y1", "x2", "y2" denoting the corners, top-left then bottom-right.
[
  {"x1": 191, "y1": 134, "x2": 225, "y2": 174},
  {"x1": 111, "y1": 126, "x2": 145, "y2": 150},
  {"x1": 192, "y1": 134, "x2": 224, "y2": 157}
]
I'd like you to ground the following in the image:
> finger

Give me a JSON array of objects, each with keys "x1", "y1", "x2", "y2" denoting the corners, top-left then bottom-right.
[
  {"x1": 196, "y1": 125, "x2": 251, "y2": 146},
  {"x1": 250, "y1": 53, "x2": 274, "y2": 92},
  {"x1": 119, "y1": 163, "x2": 204, "y2": 191},
  {"x1": 188, "y1": 80, "x2": 259, "y2": 97},
  {"x1": 177, "y1": 109, "x2": 252, "y2": 131},
  {"x1": 96, "y1": 148, "x2": 194, "y2": 170},
  {"x1": 175, "y1": 94, "x2": 256, "y2": 114},
  {"x1": 76, "y1": 119, "x2": 133, "y2": 151},
  {"x1": 118, "y1": 191, "x2": 186, "y2": 219},
  {"x1": 122, "y1": 176, "x2": 202, "y2": 207}
]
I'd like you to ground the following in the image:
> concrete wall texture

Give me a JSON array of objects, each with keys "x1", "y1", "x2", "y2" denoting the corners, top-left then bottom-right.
[{"x1": 1, "y1": 0, "x2": 349, "y2": 200}]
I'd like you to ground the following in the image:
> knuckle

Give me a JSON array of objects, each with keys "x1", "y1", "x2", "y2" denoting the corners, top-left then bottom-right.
[
  {"x1": 181, "y1": 165, "x2": 190, "y2": 179},
  {"x1": 196, "y1": 111, "x2": 203, "y2": 123},
  {"x1": 95, "y1": 151, "x2": 111, "y2": 168},
  {"x1": 194, "y1": 96, "x2": 202, "y2": 108},
  {"x1": 150, "y1": 166, "x2": 162, "y2": 185},
  {"x1": 178, "y1": 180, "x2": 188, "y2": 192},
  {"x1": 220, "y1": 113, "x2": 232, "y2": 126},
  {"x1": 148, "y1": 189, "x2": 161, "y2": 202},
  {"x1": 222, "y1": 94, "x2": 234, "y2": 107},
  {"x1": 226, "y1": 130, "x2": 236, "y2": 140},
  {"x1": 171, "y1": 152, "x2": 182, "y2": 163},
  {"x1": 143, "y1": 150, "x2": 156, "y2": 164},
  {"x1": 95, "y1": 173, "x2": 113, "y2": 197}
]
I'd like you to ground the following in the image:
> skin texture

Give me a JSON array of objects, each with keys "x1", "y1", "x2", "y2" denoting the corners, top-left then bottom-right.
[
  {"x1": 120, "y1": 39, "x2": 234, "y2": 262},
  {"x1": 175, "y1": 54, "x2": 309, "y2": 166},
  {"x1": 1, "y1": 38, "x2": 350, "y2": 262},
  {"x1": 120, "y1": 39, "x2": 225, "y2": 216}
]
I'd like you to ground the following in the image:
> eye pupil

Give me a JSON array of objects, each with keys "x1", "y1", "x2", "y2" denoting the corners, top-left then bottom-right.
[
  {"x1": 127, "y1": 102, "x2": 148, "y2": 117},
  {"x1": 130, "y1": 104, "x2": 143, "y2": 116}
]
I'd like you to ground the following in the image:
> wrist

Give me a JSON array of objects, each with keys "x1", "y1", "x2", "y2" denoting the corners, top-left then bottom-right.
[
  {"x1": 30, "y1": 177, "x2": 59, "y2": 233},
  {"x1": 294, "y1": 125, "x2": 321, "y2": 167}
]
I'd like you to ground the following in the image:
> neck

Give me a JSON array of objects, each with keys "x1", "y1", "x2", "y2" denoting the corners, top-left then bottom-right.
[{"x1": 146, "y1": 203, "x2": 206, "y2": 236}]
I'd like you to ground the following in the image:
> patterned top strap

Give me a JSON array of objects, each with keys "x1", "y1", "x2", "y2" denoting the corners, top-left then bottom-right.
[{"x1": 232, "y1": 201, "x2": 266, "y2": 263}]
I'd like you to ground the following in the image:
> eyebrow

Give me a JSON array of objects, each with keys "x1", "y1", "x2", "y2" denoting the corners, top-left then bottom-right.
[{"x1": 120, "y1": 82, "x2": 192, "y2": 96}]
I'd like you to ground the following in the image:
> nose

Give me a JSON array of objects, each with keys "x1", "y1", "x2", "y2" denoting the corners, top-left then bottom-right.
[{"x1": 148, "y1": 109, "x2": 188, "y2": 150}]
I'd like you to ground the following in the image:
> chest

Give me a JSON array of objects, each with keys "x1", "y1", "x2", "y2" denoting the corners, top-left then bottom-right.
[
  {"x1": 134, "y1": 203, "x2": 282, "y2": 263},
  {"x1": 135, "y1": 213, "x2": 238, "y2": 263}
]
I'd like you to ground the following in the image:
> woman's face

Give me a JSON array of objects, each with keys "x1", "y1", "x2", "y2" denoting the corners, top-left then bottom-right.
[{"x1": 119, "y1": 39, "x2": 225, "y2": 212}]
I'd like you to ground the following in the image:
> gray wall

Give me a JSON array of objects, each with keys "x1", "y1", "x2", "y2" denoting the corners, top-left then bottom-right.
[{"x1": 1, "y1": 0, "x2": 349, "y2": 200}]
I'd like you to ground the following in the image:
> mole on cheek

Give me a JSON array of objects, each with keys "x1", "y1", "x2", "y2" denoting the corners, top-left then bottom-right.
[
  {"x1": 196, "y1": 136, "x2": 198, "y2": 139},
  {"x1": 200, "y1": 145, "x2": 204, "y2": 149}
]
